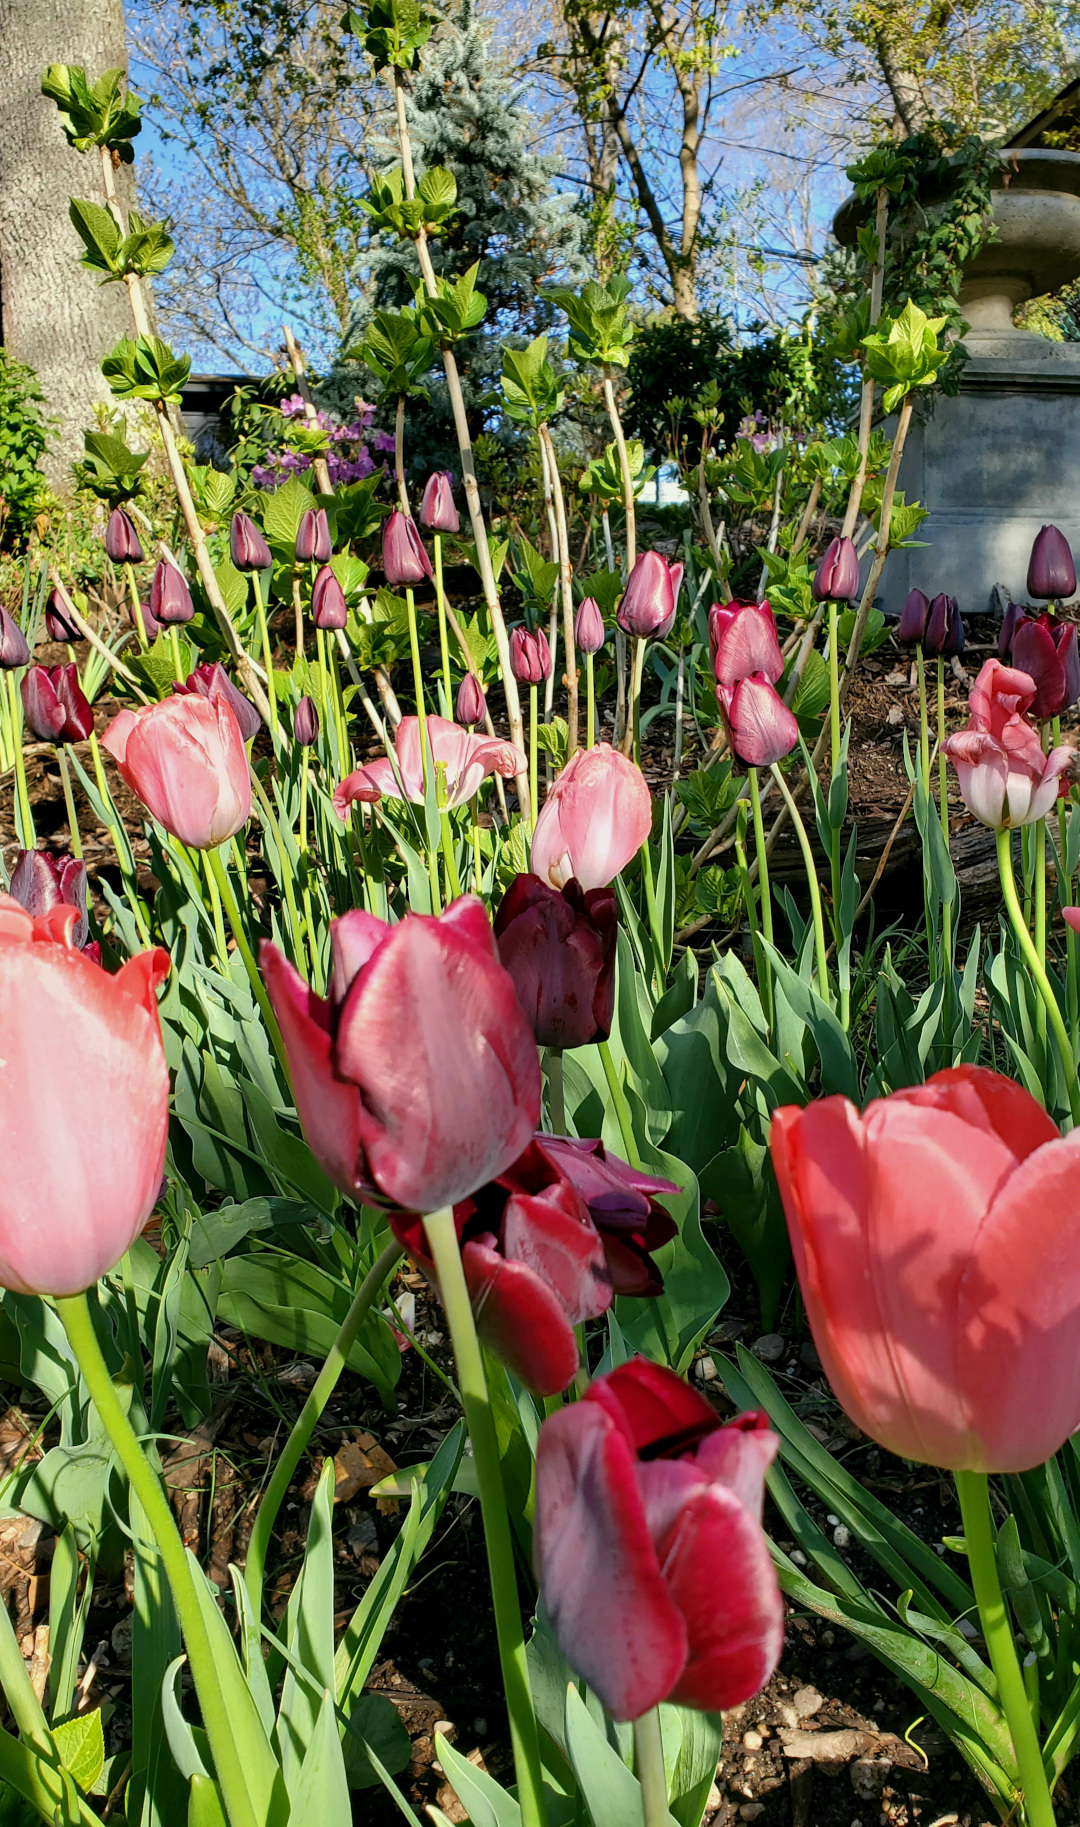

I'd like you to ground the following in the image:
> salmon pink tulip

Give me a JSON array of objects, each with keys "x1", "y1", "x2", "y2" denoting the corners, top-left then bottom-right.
[
  {"x1": 102, "y1": 694, "x2": 252, "y2": 849},
  {"x1": 494, "y1": 872, "x2": 617, "y2": 1049},
  {"x1": 261, "y1": 897, "x2": 541, "y2": 1213},
  {"x1": 530, "y1": 743, "x2": 651, "y2": 891},
  {"x1": 535, "y1": 1358, "x2": 783, "y2": 1719},
  {"x1": 771, "y1": 1065, "x2": 1080, "y2": 1472},
  {"x1": 510, "y1": 625, "x2": 552, "y2": 684},
  {"x1": 333, "y1": 715, "x2": 526, "y2": 815},
  {"x1": 942, "y1": 659, "x2": 1077, "y2": 829},
  {"x1": 455, "y1": 672, "x2": 486, "y2": 728},
  {"x1": 0, "y1": 895, "x2": 169, "y2": 1295}
]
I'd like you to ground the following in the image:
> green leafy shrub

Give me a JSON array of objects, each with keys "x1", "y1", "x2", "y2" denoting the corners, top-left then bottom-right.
[{"x1": 0, "y1": 351, "x2": 52, "y2": 546}]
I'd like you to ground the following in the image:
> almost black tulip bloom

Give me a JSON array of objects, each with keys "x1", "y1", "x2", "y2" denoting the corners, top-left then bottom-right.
[
  {"x1": 150, "y1": 560, "x2": 194, "y2": 626},
  {"x1": 294, "y1": 695, "x2": 320, "y2": 747},
  {"x1": 382, "y1": 510, "x2": 433, "y2": 586},
  {"x1": 924, "y1": 593, "x2": 964, "y2": 658},
  {"x1": 1028, "y1": 524, "x2": 1076, "y2": 601},
  {"x1": 494, "y1": 872, "x2": 617, "y2": 1051}
]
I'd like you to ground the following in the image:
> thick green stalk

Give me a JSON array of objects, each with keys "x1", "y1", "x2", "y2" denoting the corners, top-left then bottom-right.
[
  {"x1": 434, "y1": 533, "x2": 453, "y2": 712},
  {"x1": 254, "y1": 573, "x2": 278, "y2": 736},
  {"x1": 530, "y1": 682, "x2": 539, "y2": 830},
  {"x1": 248, "y1": 766, "x2": 304, "y2": 965},
  {"x1": 245, "y1": 1238, "x2": 403, "y2": 1615},
  {"x1": 56, "y1": 749, "x2": 82, "y2": 861},
  {"x1": 639, "y1": 835, "x2": 666, "y2": 995},
  {"x1": 440, "y1": 810, "x2": 463, "y2": 901},
  {"x1": 54, "y1": 1293, "x2": 258, "y2": 1827},
  {"x1": 955, "y1": 1471, "x2": 1056, "y2": 1827},
  {"x1": 937, "y1": 655, "x2": 954, "y2": 1036},
  {"x1": 586, "y1": 651, "x2": 596, "y2": 749},
  {"x1": 124, "y1": 562, "x2": 149, "y2": 649},
  {"x1": 633, "y1": 1711, "x2": 670, "y2": 1827},
  {"x1": 298, "y1": 750, "x2": 321, "y2": 982},
  {"x1": 916, "y1": 647, "x2": 931, "y2": 793},
  {"x1": 748, "y1": 768, "x2": 773, "y2": 950},
  {"x1": 168, "y1": 625, "x2": 185, "y2": 685},
  {"x1": 827, "y1": 599, "x2": 843, "y2": 943},
  {"x1": 405, "y1": 587, "x2": 429, "y2": 793},
  {"x1": 630, "y1": 636, "x2": 647, "y2": 764},
  {"x1": 769, "y1": 763, "x2": 829, "y2": 999},
  {"x1": 421, "y1": 1209, "x2": 547, "y2": 1827},
  {"x1": 997, "y1": 828, "x2": 1080, "y2": 1129},
  {"x1": 735, "y1": 814, "x2": 769, "y2": 1031},
  {"x1": 202, "y1": 851, "x2": 229, "y2": 972},
  {"x1": 469, "y1": 791, "x2": 484, "y2": 893},
  {"x1": 547, "y1": 1048, "x2": 566, "y2": 1135},
  {"x1": 206, "y1": 845, "x2": 290, "y2": 1085}
]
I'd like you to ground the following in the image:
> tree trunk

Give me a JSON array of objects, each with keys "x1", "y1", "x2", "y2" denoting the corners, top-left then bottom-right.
[
  {"x1": 0, "y1": 0, "x2": 138, "y2": 489},
  {"x1": 874, "y1": 32, "x2": 936, "y2": 135}
]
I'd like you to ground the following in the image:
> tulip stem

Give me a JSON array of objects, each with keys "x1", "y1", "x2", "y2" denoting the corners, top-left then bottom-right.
[
  {"x1": 168, "y1": 626, "x2": 185, "y2": 685},
  {"x1": 769, "y1": 763, "x2": 829, "y2": 1001},
  {"x1": 633, "y1": 1710, "x2": 670, "y2": 1827},
  {"x1": 639, "y1": 834, "x2": 667, "y2": 995},
  {"x1": 124, "y1": 562, "x2": 149, "y2": 649},
  {"x1": 826, "y1": 602, "x2": 844, "y2": 1013},
  {"x1": 421, "y1": 1207, "x2": 548, "y2": 1827},
  {"x1": 598, "y1": 1039, "x2": 640, "y2": 1167},
  {"x1": 248, "y1": 766, "x2": 304, "y2": 966},
  {"x1": 470, "y1": 792, "x2": 484, "y2": 894},
  {"x1": 201, "y1": 851, "x2": 229, "y2": 971},
  {"x1": 254, "y1": 570, "x2": 278, "y2": 736},
  {"x1": 997, "y1": 828, "x2": 1080, "y2": 1130},
  {"x1": 440, "y1": 810, "x2": 463, "y2": 901},
  {"x1": 434, "y1": 534, "x2": 453, "y2": 714},
  {"x1": 245, "y1": 1237, "x2": 404, "y2": 1618},
  {"x1": 529, "y1": 682, "x2": 539, "y2": 830},
  {"x1": 586, "y1": 651, "x2": 596, "y2": 749},
  {"x1": 56, "y1": 749, "x2": 83, "y2": 861},
  {"x1": 629, "y1": 636, "x2": 647, "y2": 765},
  {"x1": 915, "y1": 648, "x2": 931, "y2": 794},
  {"x1": 54, "y1": 1291, "x2": 259, "y2": 1827},
  {"x1": 955, "y1": 1470, "x2": 1056, "y2": 1827},
  {"x1": 748, "y1": 768, "x2": 773, "y2": 952},
  {"x1": 206, "y1": 845, "x2": 291, "y2": 1087},
  {"x1": 547, "y1": 1048, "x2": 566, "y2": 1135},
  {"x1": 405, "y1": 588, "x2": 429, "y2": 792},
  {"x1": 6, "y1": 675, "x2": 35, "y2": 848},
  {"x1": 298, "y1": 750, "x2": 322, "y2": 983}
]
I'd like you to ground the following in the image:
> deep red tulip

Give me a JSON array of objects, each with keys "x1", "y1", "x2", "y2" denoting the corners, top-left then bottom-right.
[
  {"x1": 943, "y1": 659, "x2": 1077, "y2": 828},
  {"x1": 898, "y1": 588, "x2": 930, "y2": 646},
  {"x1": 173, "y1": 661, "x2": 261, "y2": 744},
  {"x1": 1010, "y1": 611, "x2": 1080, "y2": 718},
  {"x1": 103, "y1": 695, "x2": 252, "y2": 849},
  {"x1": 1028, "y1": 523, "x2": 1076, "y2": 601},
  {"x1": 494, "y1": 872, "x2": 617, "y2": 1049},
  {"x1": 0, "y1": 608, "x2": 30, "y2": 669},
  {"x1": 382, "y1": 509, "x2": 433, "y2": 586},
  {"x1": 717, "y1": 673, "x2": 798, "y2": 766},
  {"x1": 574, "y1": 596, "x2": 605, "y2": 655},
  {"x1": 812, "y1": 535, "x2": 859, "y2": 603},
  {"x1": 9, "y1": 850, "x2": 91, "y2": 950},
  {"x1": 535, "y1": 1358, "x2": 783, "y2": 1719},
  {"x1": 230, "y1": 511, "x2": 271, "y2": 571},
  {"x1": 104, "y1": 508, "x2": 143, "y2": 565},
  {"x1": 311, "y1": 565, "x2": 348, "y2": 631},
  {"x1": 924, "y1": 593, "x2": 963, "y2": 658},
  {"x1": 510, "y1": 625, "x2": 552, "y2": 684},
  {"x1": 45, "y1": 591, "x2": 79, "y2": 645},
  {"x1": 420, "y1": 471, "x2": 459, "y2": 533},
  {"x1": 389, "y1": 1138, "x2": 677, "y2": 1394},
  {"x1": 772, "y1": 1064, "x2": 1080, "y2": 1473},
  {"x1": 295, "y1": 507, "x2": 332, "y2": 564},
  {"x1": 455, "y1": 672, "x2": 486, "y2": 727},
  {"x1": 0, "y1": 894, "x2": 169, "y2": 1295},
  {"x1": 21, "y1": 665, "x2": 93, "y2": 744},
  {"x1": 531, "y1": 743, "x2": 651, "y2": 891},
  {"x1": 334, "y1": 715, "x2": 525, "y2": 814},
  {"x1": 616, "y1": 551, "x2": 683, "y2": 639},
  {"x1": 294, "y1": 695, "x2": 320, "y2": 747},
  {"x1": 710, "y1": 601, "x2": 783, "y2": 688},
  {"x1": 262, "y1": 897, "x2": 541, "y2": 1213},
  {"x1": 150, "y1": 559, "x2": 194, "y2": 626}
]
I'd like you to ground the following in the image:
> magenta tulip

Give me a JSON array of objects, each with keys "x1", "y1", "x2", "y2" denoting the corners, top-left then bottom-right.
[
  {"x1": 21, "y1": 665, "x2": 93, "y2": 744},
  {"x1": 45, "y1": 592, "x2": 79, "y2": 645},
  {"x1": 812, "y1": 535, "x2": 859, "y2": 603},
  {"x1": 710, "y1": 600, "x2": 783, "y2": 688},
  {"x1": 1028, "y1": 523, "x2": 1076, "y2": 601},
  {"x1": 924, "y1": 592, "x2": 964, "y2": 658},
  {"x1": 617, "y1": 551, "x2": 683, "y2": 639},
  {"x1": 382, "y1": 509, "x2": 432, "y2": 586},
  {"x1": 1009, "y1": 611, "x2": 1080, "y2": 718},
  {"x1": 494, "y1": 872, "x2": 617, "y2": 1050},
  {"x1": 455, "y1": 672, "x2": 486, "y2": 727},
  {"x1": 103, "y1": 694, "x2": 252, "y2": 849},
  {"x1": 943, "y1": 659, "x2": 1077, "y2": 829},
  {"x1": 311, "y1": 565, "x2": 348, "y2": 631},
  {"x1": 420, "y1": 471, "x2": 459, "y2": 533},
  {"x1": 262, "y1": 896, "x2": 541, "y2": 1213},
  {"x1": 104, "y1": 508, "x2": 143, "y2": 565},
  {"x1": 230, "y1": 511, "x2": 271, "y2": 571},
  {"x1": 535, "y1": 1358, "x2": 783, "y2": 1719},
  {"x1": 531, "y1": 743, "x2": 652, "y2": 891},
  {"x1": 510, "y1": 625, "x2": 552, "y2": 684},
  {"x1": 0, "y1": 608, "x2": 30, "y2": 669},
  {"x1": 334, "y1": 715, "x2": 525, "y2": 815},
  {"x1": 574, "y1": 596, "x2": 605, "y2": 655},
  {"x1": 173, "y1": 661, "x2": 261, "y2": 743},
  {"x1": 295, "y1": 507, "x2": 332, "y2": 564},
  {"x1": 150, "y1": 560, "x2": 194, "y2": 627},
  {"x1": 9, "y1": 851, "x2": 91, "y2": 951},
  {"x1": 717, "y1": 673, "x2": 798, "y2": 766},
  {"x1": 294, "y1": 695, "x2": 320, "y2": 747}
]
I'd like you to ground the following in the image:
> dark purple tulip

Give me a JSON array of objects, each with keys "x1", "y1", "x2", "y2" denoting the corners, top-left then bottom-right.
[
  {"x1": 575, "y1": 597, "x2": 605, "y2": 656},
  {"x1": 173, "y1": 661, "x2": 261, "y2": 744},
  {"x1": 494, "y1": 872, "x2": 617, "y2": 1050},
  {"x1": 616, "y1": 551, "x2": 682, "y2": 639},
  {"x1": 1055, "y1": 621, "x2": 1080, "y2": 712},
  {"x1": 230, "y1": 511, "x2": 271, "y2": 572},
  {"x1": 104, "y1": 508, "x2": 143, "y2": 565},
  {"x1": 45, "y1": 591, "x2": 80, "y2": 645},
  {"x1": 455, "y1": 672, "x2": 486, "y2": 727},
  {"x1": 296, "y1": 507, "x2": 332, "y2": 564},
  {"x1": 420, "y1": 472, "x2": 459, "y2": 534},
  {"x1": 0, "y1": 607, "x2": 31, "y2": 669},
  {"x1": 1000, "y1": 600, "x2": 1022, "y2": 658},
  {"x1": 924, "y1": 593, "x2": 964, "y2": 658},
  {"x1": 897, "y1": 588, "x2": 930, "y2": 646},
  {"x1": 21, "y1": 664, "x2": 94, "y2": 743},
  {"x1": 812, "y1": 536, "x2": 860, "y2": 603},
  {"x1": 510, "y1": 626, "x2": 552, "y2": 685},
  {"x1": 9, "y1": 850, "x2": 90, "y2": 949},
  {"x1": 1028, "y1": 524, "x2": 1076, "y2": 601},
  {"x1": 1011, "y1": 613, "x2": 1080, "y2": 719},
  {"x1": 150, "y1": 560, "x2": 194, "y2": 626},
  {"x1": 383, "y1": 509, "x2": 433, "y2": 587},
  {"x1": 294, "y1": 695, "x2": 320, "y2": 747},
  {"x1": 311, "y1": 565, "x2": 348, "y2": 631}
]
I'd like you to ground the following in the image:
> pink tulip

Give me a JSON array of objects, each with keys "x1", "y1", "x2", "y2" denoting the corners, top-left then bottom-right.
[
  {"x1": 717, "y1": 673, "x2": 798, "y2": 766},
  {"x1": 771, "y1": 1065, "x2": 1080, "y2": 1473},
  {"x1": 616, "y1": 552, "x2": 684, "y2": 639},
  {"x1": 9, "y1": 850, "x2": 91, "y2": 951},
  {"x1": 942, "y1": 658, "x2": 1077, "y2": 829},
  {"x1": 709, "y1": 600, "x2": 783, "y2": 688},
  {"x1": 311, "y1": 565, "x2": 348, "y2": 631},
  {"x1": 574, "y1": 596, "x2": 605, "y2": 655},
  {"x1": 420, "y1": 471, "x2": 459, "y2": 533},
  {"x1": 295, "y1": 507, "x2": 332, "y2": 563},
  {"x1": 261, "y1": 896, "x2": 541, "y2": 1212},
  {"x1": 102, "y1": 694, "x2": 252, "y2": 849},
  {"x1": 0, "y1": 608, "x2": 30, "y2": 669},
  {"x1": 530, "y1": 743, "x2": 652, "y2": 891},
  {"x1": 455, "y1": 672, "x2": 486, "y2": 728},
  {"x1": 173, "y1": 661, "x2": 261, "y2": 743},
  {"x1": 333, "y1": 715, "x2": 526, "y2": 815},
  {"x1": 382, "y1": 509, "x2": 433, "y2": 586},
  {"x1": 1065, "y1": 907, "x2": 1080, "y2": 936},
  {"x1": 21, "y1": 665, "x2": 93, "y2": 744},
  {"x1": 510, "y1": 625, "x2": 552, "y2": 684},
  {"x1": 0, "y1": 894, "x2": 169, "y2": 1295},
  {"x1": 535, "y1": 1358, "x2": 783, "y2": 1719}
]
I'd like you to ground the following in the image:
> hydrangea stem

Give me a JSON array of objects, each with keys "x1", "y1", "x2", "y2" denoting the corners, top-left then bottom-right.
[
  {"x1": 633, "y1": 1710, "x2": 670, "y2": 1827},
  {"x1": 997, "y1": 827, "x2": 1080, "y2": 1129},
  {"x1": 421, "y1": 1208, "x2": 547, "y2": 1827}
]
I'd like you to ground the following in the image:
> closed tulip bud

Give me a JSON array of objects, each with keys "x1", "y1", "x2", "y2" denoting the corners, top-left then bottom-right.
[
  {"x1": 311, "y1": 564, "x2": 348, "y2": 630},
  {"x1": 510, "y1": 625, "x2": 552, "y2": 684},
  {"x1": 709, "y1": 600, "x2": 783, "y2": 687},
  {"x1": 104, "y1": 507, "x2": 143, "y2": 565},
  {"x1": 897, "y1": 588, "x2": 930, "y2": 646},
  {"x1": 150, "y1": 559, "x2": 194, "y2": 626},
  {"x1": 103, "y1": 694, "x2": 252, "y2": 848},
  {"x1": 262, "y1": 896, "x2": 541, "y2": 1213},
  {"x1": 0, "y1": 607, "x2": 30, "y2": 669},
  {"x1": 420, "y1": 470, "x2": 459, "y2": 533},
  {"x1": 173, "y1": 660, "x2": 262, "y2": 743},
  {"x1": 531, "y1": 743, "x2": 652, "y2": 891},
  {"x1": 495, "y1": 873, "x2": 618, "y2": 1050},
  {"x1": 535, "y1": 1358, "x2": 783, "y2": 1718},
  {"x1": 0, "y1": 893, "x2": 170, "y2": 1295},
  {"x1": 45, "y1": 591, "x2": 79, "y2": 645},
  {"x1": 924, "y1": 593, "x2": 963, "y2": 657},
  {"x1": 943, "y1": 658, "x2": 1078, "y2": 828},
  {"x1": 1028, "y1": 523, "x2": 1076, "y2": 600},
  {"x1": 294, "y1": 695, "x2": 320, "y2": 747},
  {"x1": 812, "y1": 535, "x2": 860, "y2": 603},
  {"x1": 717, "y1": 673, "x2": 799, "y2": 766},
  {"x1": 9, "y1": 850, "x2": 90, "y2": 949},
  {"x1": 382, "y1": 509, "x2": 433, "y2": 586},
  {"x1": 616, "y1": 550, "x2": 680, "y2": 639},
  {"x1": 229, "y1": 511, "x2": 271, "y2": 571},
  {"x1": 21, "y1": 664, "x2": 93, "y2": 744},
  {"x1": 455, "y1": 671, "x2": 486, "y2": 727},
  {"x1": 295, "y1": 507, "x2": 332, "y2": 564},
  {"x1": 574, "y1": 596, "x2": 605, "y2": 655}
]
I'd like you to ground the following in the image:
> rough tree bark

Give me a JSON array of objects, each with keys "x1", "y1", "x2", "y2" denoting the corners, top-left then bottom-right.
[{"x1": 0, "y1": 0, "x2": 138, "y2": 488}]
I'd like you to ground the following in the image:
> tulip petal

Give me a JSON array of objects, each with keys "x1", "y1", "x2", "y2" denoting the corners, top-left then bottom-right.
[
  {"x1": 501, "y1": 1186, "x2": 612, "y2": 1324},
  {"x1": 889, "y1": 1064, "x2": 1058, "y2": 1167},
  {"x1": 659, "y1": 1482, "x2": 784, "y2": 1712},
  {"x1": 462, "y1": 1235, "x2": 582, "y2": 1395},
  {"x1": 333, "y1": 761, "x2": 393, "y2": 816},
  {"x1": 587, "y1": 1356, "x2": 721, "y2": 1456},
  {"x1": 261, "y1": 941, "x2": 370, "y2": 1201}
]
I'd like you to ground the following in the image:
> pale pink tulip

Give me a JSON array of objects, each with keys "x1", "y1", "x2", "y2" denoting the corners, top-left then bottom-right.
[
  {"x1": 333, "y1": 715, "x2": 526, "y2": 816},
  {"x1": 942, "y1": 658, "x2": 1077, "y2": 829},
  {"x1": 530, "y1": 743, "x2": 652, "y2": 891},
  {"x1": 103, "y1": 695, "x2": 252, "y2": 849}
]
